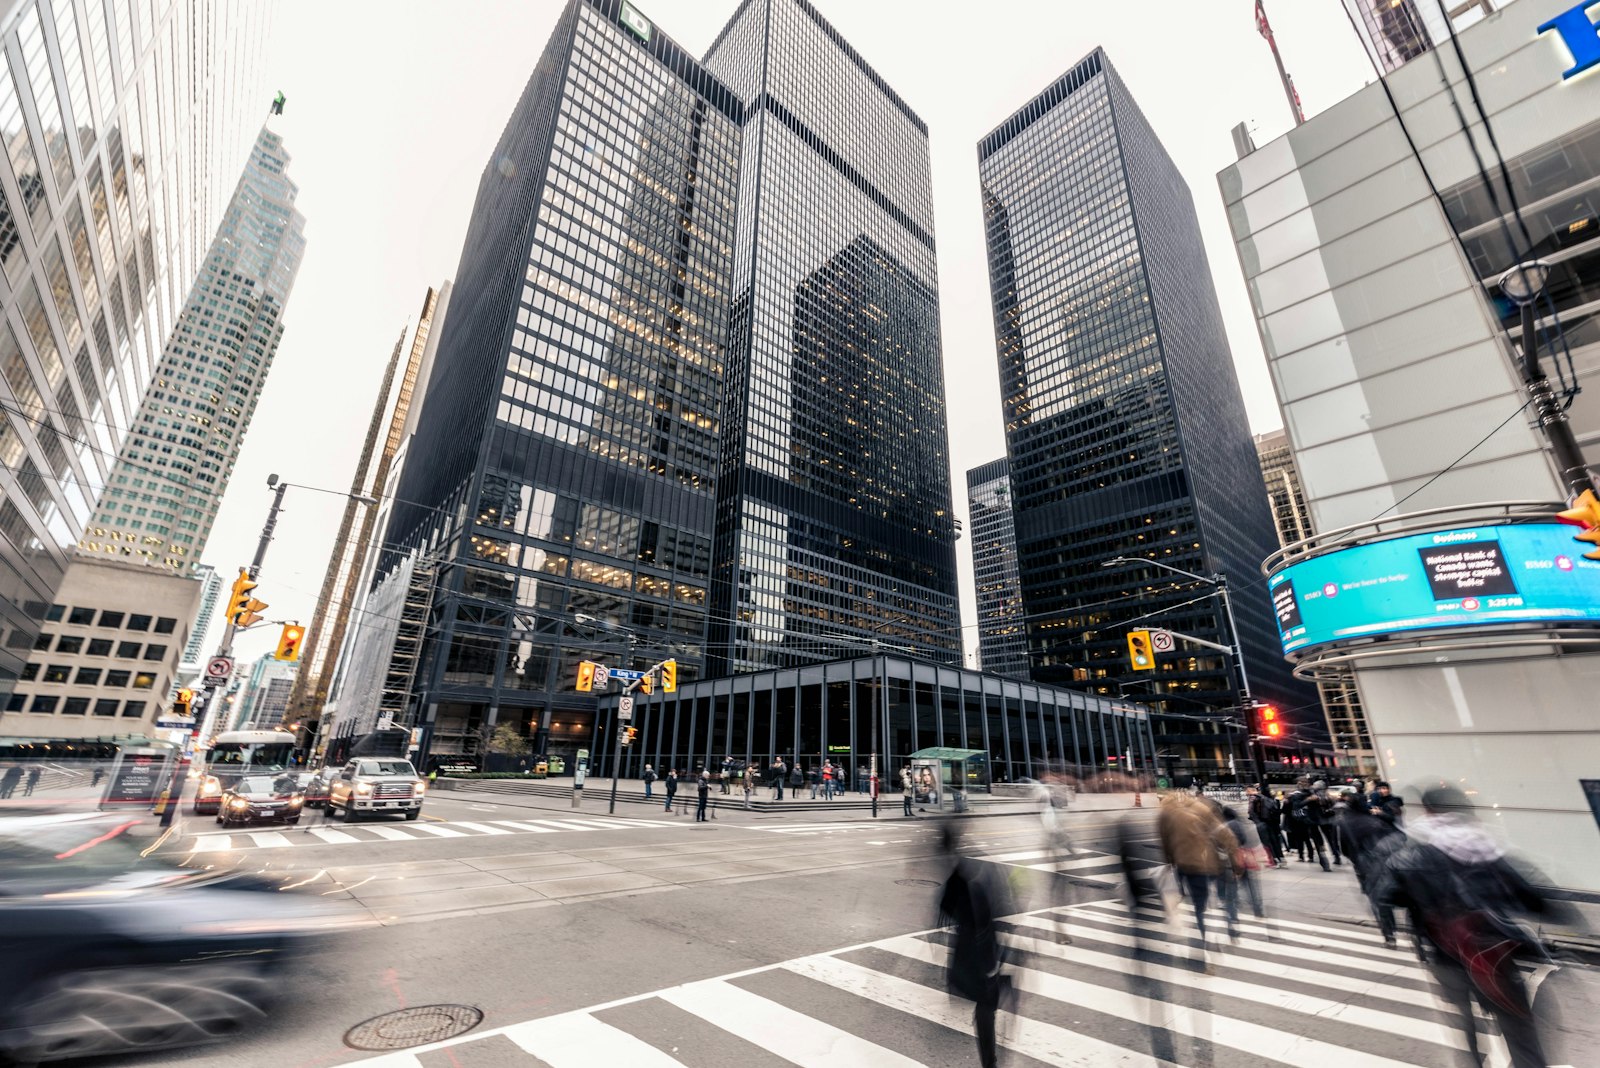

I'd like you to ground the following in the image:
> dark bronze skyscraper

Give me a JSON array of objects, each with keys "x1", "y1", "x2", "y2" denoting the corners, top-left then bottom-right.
[{"x1": 702, "y1": 0, "x2": 961, "y2": 673}]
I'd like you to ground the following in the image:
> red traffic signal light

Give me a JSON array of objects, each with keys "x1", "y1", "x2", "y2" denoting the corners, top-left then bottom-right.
[
  {"x1": 1557, "y1": 489, "x2": 1600, "y2": 560},
  {"x1": 274, "y1": 624, "x2": 305, "y2": 662},
  {"x1": 1259, "y1": 705, "x2": 1283, "y2": 738}
]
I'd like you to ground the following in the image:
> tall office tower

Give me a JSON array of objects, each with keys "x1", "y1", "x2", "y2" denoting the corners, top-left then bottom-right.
[
  {"x1": 80, "y1": 126, "x2": 305, "y2": 569},
  {"x1": 378, "y1": 0, "x2": 742, "y2": 764},
  {"x1": 1341, "y1": 0, "x2": 1498, "y2": 74},
  {"x1": 702, "y1": 0, "x2": 961, "y2": 674},
  {"x1": 978, "y1": 49, "x2": 1305, "y2": 720},
  {"x1": 178, "y1": 561, "x2": 222, "y2": 673},
  {"x1": 966, "y1": 458, "x2": 1027, "y2": 679},
  {"x1": 1254, "y1": 429, "x2": 1373, "y2": 767},
  {"x1": 232, "y1": 653, "x2": 295, "y2": 732},
  {"x1": 0, "y1": 0, "x2": 273, "y2": 700},
  {"x1": 285, "y1": 285, "x2": 446, "y2": 739}
]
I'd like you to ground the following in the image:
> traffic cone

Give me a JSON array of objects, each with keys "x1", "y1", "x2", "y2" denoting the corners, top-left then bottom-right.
[{"x1": 1133, "y1": 792, "x2": 1142, "y2": 808}]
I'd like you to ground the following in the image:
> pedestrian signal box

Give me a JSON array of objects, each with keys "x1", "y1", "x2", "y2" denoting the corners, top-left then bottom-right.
[
  {"x1": 1258, "y1": 705, "x2": 1283, "y2": 738},
  {"x1": 1126, "y1": 629, "x2": 1155, "y2": 671}
]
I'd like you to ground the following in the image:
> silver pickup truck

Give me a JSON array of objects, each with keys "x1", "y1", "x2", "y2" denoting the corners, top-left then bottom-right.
[{"x1": 326, "y1": 758, "x2": 426, "y2": 821}]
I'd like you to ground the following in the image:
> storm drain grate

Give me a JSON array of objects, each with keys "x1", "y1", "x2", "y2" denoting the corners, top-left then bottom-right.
[
  {"x1": 344, "y1": 1004, "x2": 485, "y2": 1050},
  {"x1": 896, "y1": 878, "x2": 941, "y2": 888}
]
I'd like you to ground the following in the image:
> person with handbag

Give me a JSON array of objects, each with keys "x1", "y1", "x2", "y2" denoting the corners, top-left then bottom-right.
[
  {"x1": 1376, "y1": 784, "x2": 1552, "y2": 1068},
  {"x1": 1220, "y1": 806, "x2": 1274, "y2": 941}
]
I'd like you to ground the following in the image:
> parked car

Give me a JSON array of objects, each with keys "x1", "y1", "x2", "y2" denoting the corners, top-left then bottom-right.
[
  {"x1": 327, "y1": 758, "x2": 426, "y2": 821},
  {"x1": 0, "y1": 811, "x2": 361, "y2": 1063},
  {"x1": 217, "y1": 774, "x2": 304, "y2": 827}
]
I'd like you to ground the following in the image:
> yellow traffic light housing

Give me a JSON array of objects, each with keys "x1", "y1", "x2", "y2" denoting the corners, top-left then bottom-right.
[
  {"x1": 1557, "y1": 489, "x2": 1600, "y2": 560},
  {"x1": 174, "y1": 688, "x2": 194, "y2": 717},
  {"x1": 639, "y1": 671, "x2": 653, "y2": 695},
  {"x1": 576, "y1": 660, "x2": 597, "y2": 692},
  {"x1": 274, "y1": 624, "x2": 305, "y2": 661},
  {"x1": 1126, "y1": 629, "x2": 1155, "y2": 671},
  {"x1": 661, "y1": 659, "x2": 677, "y2": 693},
  {"x1": 226, "y1": 567, "x2": 268, "y2": 627}
]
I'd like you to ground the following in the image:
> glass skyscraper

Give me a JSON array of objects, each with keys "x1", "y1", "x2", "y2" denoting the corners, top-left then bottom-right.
[
  {"x1": 378, "y1": 0, "x2": 743, "y2": 764},
  {"x1": 702, "y1": 0, "x2": 961, "y2": 674},
  {"x1": 966, "y1": 457, "x2": 1027, "y2": 679},
  {"x1": 80, "y1": 126, "x2": 304, "y2": 569},
  {"x1": 978, "y1": 49, "x2": 1305, "y2": 722},
  {"x1": 0, "y1": 0, "x2": 273, "y2": 698}
]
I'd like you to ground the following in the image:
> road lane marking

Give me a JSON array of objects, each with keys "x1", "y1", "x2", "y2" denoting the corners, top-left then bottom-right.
[
  {"x1": 307, "y1": 827, "x2": 359, "y2": 845},
  {"x1": 248, "y1": 831, "x2": 293, "y2": 848},
  {"x1": 407, "y1": 823, "x2": 468, "y2": 837},
  {"x1": 504, "y1": 1011, "x2": 684, "y2": 1067},
  {"x1": 444, "y1": 821, "x2": 511, "y2": 835},
  {"x1": 364, "y1": 825, "x2": 418, "y2": 841}
]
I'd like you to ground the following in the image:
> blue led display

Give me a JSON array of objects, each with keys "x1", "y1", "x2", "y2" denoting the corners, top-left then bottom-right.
[{"x1": 1267, "y1": 523, "x2": 1600, "y2": 655}]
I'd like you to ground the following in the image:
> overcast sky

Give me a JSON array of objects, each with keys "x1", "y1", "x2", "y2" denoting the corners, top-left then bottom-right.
[{"x1": 204, "y1": 0, "x2": 1375, "y2": 667}]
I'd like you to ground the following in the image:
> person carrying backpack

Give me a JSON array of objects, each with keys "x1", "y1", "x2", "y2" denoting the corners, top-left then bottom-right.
[
  {"x1": 642, "y1": 763, "x2": 657, "y2": 800},
  {"x1": 1286, "y1": 778, "x2": 1331, "y2": 871},
  {"x1": 1247, "y1": 783, "x2": 1285, "y2": 868}
]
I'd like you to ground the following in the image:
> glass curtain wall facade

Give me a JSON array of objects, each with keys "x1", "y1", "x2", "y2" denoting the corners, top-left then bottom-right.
[
  {"x1": 596, "y1": 653, "x2": 1156, "y2": 786},
  {"x1": 379, "y1": 0, "x2": 742, "y2": 767},
  {"x1": 0, "y1": 0, "x2": 272, "y2": 700},
  {"x1": 966, "y1": 457, "x2": 1028, "y2": 679},
  {"x1": 79, "y1": 126, "x2": 304, "y2": 569},
  {"x1": 1341, "y1": 0, "x2": 1498, "y2": 75},
  {"x1": 701, "y1": 0, "x2": 961, "y2": 675},
  {"x1": 979, "y1": 50, "x2": 1305, "y2": 721}
]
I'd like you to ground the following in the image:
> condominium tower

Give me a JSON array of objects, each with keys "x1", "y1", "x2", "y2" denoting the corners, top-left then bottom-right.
[{"x1": 0, "y1": 0, "x2": 273, "y2": 699}]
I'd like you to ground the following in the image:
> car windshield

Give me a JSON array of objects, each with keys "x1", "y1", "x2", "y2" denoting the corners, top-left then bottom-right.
[
  {"x1": 238, "y1": 775, "x2": 298, "y2": 797},
  {"x1": 359, "y1": 761, "x2": 416, "y2": 776}
]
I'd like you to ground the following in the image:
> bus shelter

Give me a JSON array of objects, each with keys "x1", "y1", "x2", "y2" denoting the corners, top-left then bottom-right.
[{"x1": 908, "y1": 747, "x2": 988, "y2": 811}]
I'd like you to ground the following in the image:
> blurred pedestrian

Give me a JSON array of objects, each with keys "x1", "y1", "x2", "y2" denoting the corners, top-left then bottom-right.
[
  {"x1": 1377, "y1": 784, "x2": 1551, "y2": 1067},
  {"x1": 720, "y1": 755, "x2": 735, "y2": 794},
  {"x1": 1368, "y1": 780, "x2": 1405, "y2": 824},
  {"x1": 1285, "y1": 778, "x2": 1331, "y2": 870},
  {"x1": 809, "y1": 763, "x2": 820, "y2": 799},
  {"x1": 1157, "y1": 793, "x2": 1237, "y2": 959},
  {"x1": 642, "y1": 763, "x2": 656, "y2": 800},
  {"x1": 1247, "y1": 784, "x2": 1285, "y2": 868},
  {"x1": 789, "y1": 761, "x2": 804, "y2": 799},
  {"x1": 24, "y1": 766, "x2": 41, "y2": 796},
  {"x1": 1312, "y1": 780, "x2": 1343, "y2": 865},
  {"x1": 937, "y1": 823, "x2": 1012, "y2": 1068},
  {"x1": 743, "y1": 764, "x2": 756, "y2": 809},
  {"x1": 1337, "y1": 791, "x2": 1405, "y2": 949},
  {"x1": 695, "y1": 772, "x2": 710, "y2": 821},
  {"x1": 902, "y1": 766, "x2": 914, "y2": 817},
  {"x1": 664, "y1": 768, "x2": 678, "y2": 812},
  {"x1": 0, "y1": 764, "x2": 21, "y2": 799},
  {"x1": 822, "y1": 761, "x2": 834, "y2": 800},
  {"x1": 1220, "y1": 805, "x2": 1273, "y2": 940},
  {"x1": 771, "y1": 758, "x2": 786, "y2": 800}
]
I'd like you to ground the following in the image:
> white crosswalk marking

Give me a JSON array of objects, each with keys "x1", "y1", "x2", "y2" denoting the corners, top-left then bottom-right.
[
  {"x1": 176, "y1": 814, "x2": 694, "y2": 852},
  {"x1": 344, "y1": 898, "x2": 1530, "y2": 1068}
]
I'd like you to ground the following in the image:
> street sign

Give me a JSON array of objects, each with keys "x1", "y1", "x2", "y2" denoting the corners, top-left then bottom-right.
[
  {"x1": 155, "y1": 718, "x2": 196, "y2": 730},
  {"x1": 205, "y1": 655, "x2": 234, "y2": 679},
  {"x1": 1150, "y1": 629, "x2": 1175, "y2": 653},
  {"x1": 618, "y1": 695, "x2": 634, "y2": 721},
  {"x1": 608, "y1": 667, "x2": 646, "y2": 680},
  {"x1": 593, "y1": 663, "x2": 611, "y2": 689}
]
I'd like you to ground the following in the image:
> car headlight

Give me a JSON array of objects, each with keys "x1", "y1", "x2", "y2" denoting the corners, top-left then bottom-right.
[
  {"x1": 289, "y1": 797, "x2": 303, "y2": 807},
  {"x1": 229, "y1": 798, "x2": 250, "y2": 810},
  {"x1": 355, "y1": 782, "x2": 373, "y2": 796},
  {"x1": 201, "y1": 776, "x2": 222, "y2": 796},
  {"x1": 413, "y1": 782, "x2": 426, "y2": 795}
]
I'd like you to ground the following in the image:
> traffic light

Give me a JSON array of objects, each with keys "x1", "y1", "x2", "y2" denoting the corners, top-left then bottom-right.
[
  {"x1": 1557, "y1": 489, "x2": 1600, "y2": 560},
  {"x1": 661, "y1": 659, "x2": 677, "y2": 693},
  {"x1": 274, "y1": 624, "x2": 305, "y2": 661},
  {"x1": 622, "y1": 727, "x2": 638, "y2": 747},
  {"x1": 226, "y1": 568, "x2": 268, "y2": 627},
  {"x1": 173, "y1": 688, "x2": 193, "y2": 717},
  {"x1": 576, "y1": 660, "x2": 597, "y2": 692},
  {"x1": 1259, "y1": 705, "x2": 1283, "y2": 739},
  {"x1": 1126, "y1": 629, "x2": 1155, "y2": 671},
  {"x1": 639, "y1": 671, "x2": 653, "y2": 695}
]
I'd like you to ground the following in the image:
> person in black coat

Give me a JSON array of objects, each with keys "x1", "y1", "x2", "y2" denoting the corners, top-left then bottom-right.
[
  {"x1": 1337, "y1": 792, "x2": 1405, "y2": 947},
  {"x1": 695, "y1": 772, "x2": 710, "y2": 821},
  {"x1": 938, "y1": 824, "x2": 1011, "y2": 1068},
  {"x1": 663, "y1": 768, "x2": 678, "y2": 812}
]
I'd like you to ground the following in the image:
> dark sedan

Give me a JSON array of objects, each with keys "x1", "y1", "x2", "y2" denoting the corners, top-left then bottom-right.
[{"x1": 217, "y1": 774, "x2": 304, "y2": 827}]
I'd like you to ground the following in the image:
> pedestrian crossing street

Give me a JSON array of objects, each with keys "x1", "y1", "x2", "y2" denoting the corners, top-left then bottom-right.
[
  {"x1": 346, "y1": 896, "x2": 1518, "y2": 1068},
  {"x1": 181, "y1": 816, "x2": 686, "y2": 853}
]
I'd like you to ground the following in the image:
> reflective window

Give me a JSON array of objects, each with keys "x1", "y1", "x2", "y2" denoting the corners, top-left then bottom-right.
[{"x1": 18, "y1": 3, "x2": 74, "y2": 194}]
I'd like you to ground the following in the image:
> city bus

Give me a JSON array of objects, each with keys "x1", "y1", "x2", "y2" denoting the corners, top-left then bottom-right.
[{"x1": 193, "y1": 729, "x2": 297, "y2": 814}]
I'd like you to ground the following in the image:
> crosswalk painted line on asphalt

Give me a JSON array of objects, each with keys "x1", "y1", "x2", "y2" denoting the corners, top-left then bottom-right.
[
  {"x1": 345, "y1": 898, "x2": 1521, "y2": 1067},
  {"x1": 182, "y1": 816, "x2": 680, "y2": 852},
  {"x1": 984, "y1": 843, "x2": 1165, "y2": 885},
  {"x1": 746, "y1": 821, "x2": 901, "y2": 835}
]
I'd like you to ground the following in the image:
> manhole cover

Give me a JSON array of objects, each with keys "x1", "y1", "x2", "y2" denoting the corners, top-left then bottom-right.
[
  {"x1": 896, "y1": 878, "x2": 941, "y2": 888},
  {"x1": 344, "y1": 1005, "x2": 484, "y2": 1050}
]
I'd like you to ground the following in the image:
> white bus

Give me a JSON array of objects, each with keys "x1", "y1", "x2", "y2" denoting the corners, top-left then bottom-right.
[{"x1": 193, "y1": 729, "x2": 297, "y2": 814}]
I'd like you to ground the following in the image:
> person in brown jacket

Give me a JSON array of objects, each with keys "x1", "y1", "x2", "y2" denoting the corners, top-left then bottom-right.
[{"x1": 1157, "y1": 793, "x2": 1238, "y2": 948}]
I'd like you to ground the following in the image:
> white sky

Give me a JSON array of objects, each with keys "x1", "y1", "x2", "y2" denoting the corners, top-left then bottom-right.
[{"x1": 205, "y1": 0, "x2": 1375, "y2": 667}]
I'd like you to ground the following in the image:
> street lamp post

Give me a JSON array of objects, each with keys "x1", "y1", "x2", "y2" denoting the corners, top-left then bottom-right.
[
  {"x1": 1499, "y1": 260, "x2": 1593, "y2": 495},
  {"x1": 1100, "y1": 555, "x2": 1259, "y2": 783}
]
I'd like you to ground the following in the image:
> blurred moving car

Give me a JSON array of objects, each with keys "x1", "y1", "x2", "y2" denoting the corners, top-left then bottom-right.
[
  {"x1": 0, "y1": 811, "x2": 361, "y2": 1064},
  {"x1": 216, "y1": 773, "x2": 304, "y2": 827},
  {"x1": 299, "y1": 765, "x2": 337, "y2": 809},
  {"x1": 327, "y1": 758, "x2": 426, "y2": 821}
]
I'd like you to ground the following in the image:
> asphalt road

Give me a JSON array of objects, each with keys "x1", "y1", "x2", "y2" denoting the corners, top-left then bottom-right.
[{"x1": 96, "y1": 796, "x2": 1597, "y2": 1067}]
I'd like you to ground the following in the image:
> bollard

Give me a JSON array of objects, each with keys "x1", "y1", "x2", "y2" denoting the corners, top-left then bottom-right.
[{"x1": 1133, "y1": 792, "x2": 1142, "y2": 808}]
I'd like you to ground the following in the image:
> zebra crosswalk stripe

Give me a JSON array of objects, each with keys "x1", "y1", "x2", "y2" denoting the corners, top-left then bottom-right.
[{"x1": 343, "y1": 899, "x2": 1518, "y2": 1068}]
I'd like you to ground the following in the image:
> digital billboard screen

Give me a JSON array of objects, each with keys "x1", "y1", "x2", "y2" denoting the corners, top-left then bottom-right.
[{"x1": 1268, "y1": 523, "x2": 1600, "y2": 655}]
